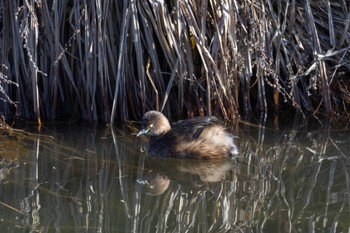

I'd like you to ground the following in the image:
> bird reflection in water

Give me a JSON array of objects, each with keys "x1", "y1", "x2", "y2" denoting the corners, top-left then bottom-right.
[{"x1": 137, "y1": 157, "x2": 235, "y2": 196}]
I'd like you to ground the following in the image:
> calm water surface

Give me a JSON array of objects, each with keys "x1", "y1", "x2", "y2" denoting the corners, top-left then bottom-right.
[{"x1": 0, "y1": 119, "x2": 350, "y2": 232}]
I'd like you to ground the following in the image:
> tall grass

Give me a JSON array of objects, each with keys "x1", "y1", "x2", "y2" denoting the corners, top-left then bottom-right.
[{"x1": 0, "y1": 0, "x2": 349, "y2": 123}]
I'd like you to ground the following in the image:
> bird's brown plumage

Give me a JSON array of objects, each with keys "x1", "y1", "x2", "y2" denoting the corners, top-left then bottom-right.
[{"x1": 137, "y1": 111, "x2": 238, "y2": 159}]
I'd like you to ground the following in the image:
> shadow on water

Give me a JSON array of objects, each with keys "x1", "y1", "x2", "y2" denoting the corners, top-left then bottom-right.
[{"x1": 0, "y1": 119, "x2": 350, "y2": 232}]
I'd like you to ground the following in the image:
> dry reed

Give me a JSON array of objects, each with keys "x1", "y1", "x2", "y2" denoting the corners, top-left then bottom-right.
[{"x1": 0, "y1": 0, "x2": 349, "y2": 123}]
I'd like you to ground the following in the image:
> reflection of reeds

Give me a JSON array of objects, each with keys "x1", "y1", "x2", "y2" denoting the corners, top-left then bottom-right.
[
  {"x1": 1, "y1": 1, "x2": 350, "y2": 122},
  {"x1": 118, "y1": 121, "x2": 350, "y2": 232},
  {"x1": 0, "y1": 122, "x2": 349, "y2": 232},
  {"x1": 246, "y1": 121, "x2": 350, "y2": 231}
]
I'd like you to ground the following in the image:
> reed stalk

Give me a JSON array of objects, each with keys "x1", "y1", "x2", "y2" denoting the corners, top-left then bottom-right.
[{"x1": 0, "y1": 0, "x2": 349, "y2": 122}]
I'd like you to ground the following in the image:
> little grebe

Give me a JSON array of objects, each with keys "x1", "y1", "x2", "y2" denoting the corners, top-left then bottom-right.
[{"x1": 137, "y1": 111, "x2": 238, "y2": 159}]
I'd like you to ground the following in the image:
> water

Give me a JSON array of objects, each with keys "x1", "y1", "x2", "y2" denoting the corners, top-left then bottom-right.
[{"x1": 0, "y1": 119, "x2": 350, "y2": 233}]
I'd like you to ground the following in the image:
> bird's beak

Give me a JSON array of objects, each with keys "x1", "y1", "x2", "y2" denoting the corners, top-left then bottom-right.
[{"x1": 137, "y1": 128, "x2": 149, "y2": 137}]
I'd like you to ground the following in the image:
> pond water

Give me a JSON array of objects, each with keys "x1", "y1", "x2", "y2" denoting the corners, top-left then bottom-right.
[{"x1": 0, "y1": 118, "x2": 350, "y2": 233}]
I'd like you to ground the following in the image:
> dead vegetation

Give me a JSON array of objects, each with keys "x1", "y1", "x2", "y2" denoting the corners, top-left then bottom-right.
[{"x1": 0, "y1": 0, "x2": 349, "y2": 123}]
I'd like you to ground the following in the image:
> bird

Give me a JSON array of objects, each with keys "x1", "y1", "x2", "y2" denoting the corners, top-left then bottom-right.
[{"x1": 137, "y1": 111, "x2": 238, "y2": 159}]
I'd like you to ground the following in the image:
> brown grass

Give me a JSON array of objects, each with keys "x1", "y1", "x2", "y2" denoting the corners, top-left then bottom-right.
[{"x1": 0, "y1": 0, "x2": 349, "y2": 123}]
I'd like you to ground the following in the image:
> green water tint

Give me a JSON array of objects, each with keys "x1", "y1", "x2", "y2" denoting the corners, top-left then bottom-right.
[{"x1": 0, "y1": 121, "x2": 349, "y2": 232}]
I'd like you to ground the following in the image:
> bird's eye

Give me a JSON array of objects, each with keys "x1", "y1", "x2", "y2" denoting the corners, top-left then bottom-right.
[{"x1": 149, "y1": 124, "x2": 154, "y2": 128}]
